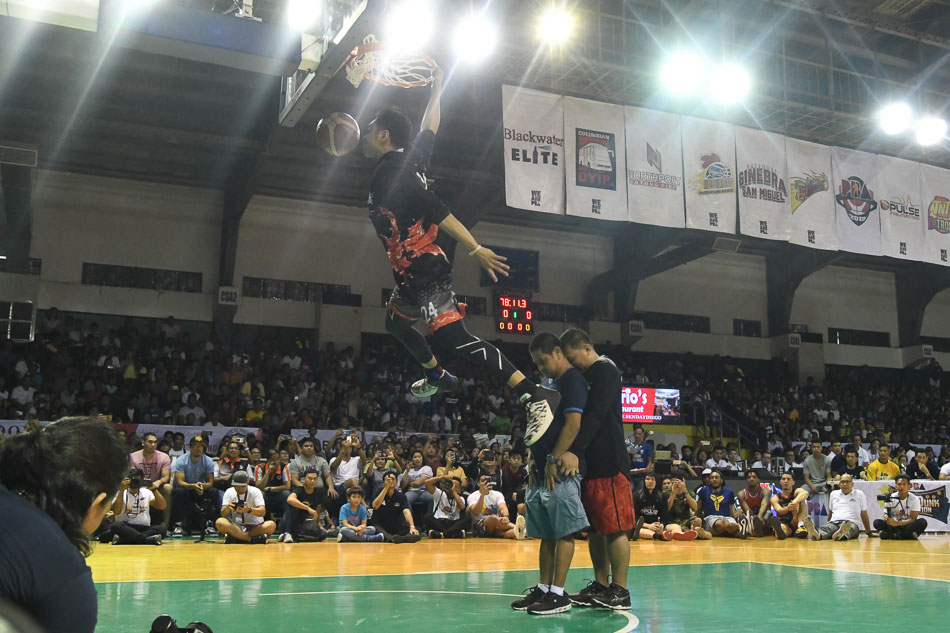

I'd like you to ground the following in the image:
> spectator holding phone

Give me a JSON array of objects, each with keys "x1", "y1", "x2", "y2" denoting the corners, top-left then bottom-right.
[
  {"x1": 467, "y1": 473, "x2": 519, "y2": 539},
  {"x1": 215, "y1": 471, "x2": 275, "y2": 544}
]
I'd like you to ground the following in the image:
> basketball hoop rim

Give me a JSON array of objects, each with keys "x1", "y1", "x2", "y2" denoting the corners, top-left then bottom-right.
[{"x1": 342, "y1": 40, "x2": 437, "y2": 89}]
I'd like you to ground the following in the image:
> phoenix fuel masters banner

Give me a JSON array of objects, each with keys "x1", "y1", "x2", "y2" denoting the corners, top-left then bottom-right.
[
  {"x1": 624, "y1": 106, "x2": 685, "y2": 228},
  {"x1": 921, "y1": 162, "x2": 950, "y2": 266},
  {"x1": 681, "y1": 116, "x2": 737, "y2": 233},
  {"x1": 785, "y1": 137, "x2": 837, "y2": 250},
  {"x1": 833, "y1": 147, "x2": 882, "y2": 256},
  {"x1": 564, "y1": 96, "x2": 628, "y2": 221},
  {"x1": 878, "y1": 155, "x2": 925, "y2": 261},
  {"x1": 735, "y1": 127, "x2": 790, "y2": 241},
  {"x1": 502, "y1": 85, "x2": 565, "y2": 214}
]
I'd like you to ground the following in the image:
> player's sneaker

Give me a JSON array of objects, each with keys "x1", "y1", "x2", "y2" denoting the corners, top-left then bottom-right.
[
  {"x1": 739, "y1": 517, "x2": 750, "y2": 539},
  {"x1": 527, "y1": 591, "x2": 572, "y2": 615},
  {"x1": 832, "y1": 523, "x2": 851, "y2": 541},
  {"x1": 251, "y1": 535, "x2": 268, "y2": 545},
  {"x1": 458, "y1": 529, "x2": 466, "y2": 539},
  {"x1": 278, "y1": 533, "x2": 294, "y2": 543},
  {"x1": 804, "y1": 517, "x2": 820, "y2": 541},
  {"x1": 630, "y1": 516, "x2": 644, "y2": 541},
  {"x1": 511, "y1": 587, "x2": 547, "y2": 612},
  {"x1": 592, "y1": 584, "x2": 631, "y2": 610},
  {"x1": 521, "y1": 386, "x2": 561, "y2": 446},
  {"x1": 568, "y1": 580, "x2": 609, "y2": 607},
  {"x1": 751, "y1": 515, "x2": 765, "y2": 537},
  {"x1": 144, "y1": 534, "x2": 163, "y2": 546},
  {"x1": 766, "y1": 516, "x2": 786, "y2": 540},
  {"x1": 794, "y1": 524, "x2": 809, "y2": 539},
  {"x1": 171, "y1": 524, "x2": 183, "y2": 537},
  {"x1": 515, "y1": 514, "x2": 527, "y2": 540},
  {"x1": 878, "y1": 531, "x2": 891, "y2": 540},
  {"x1": 672, "y1": 529, "x2": 698, "y2": 541},
  {"x1": 410, "y1": 369, "x2": 458, "y2": 398}
]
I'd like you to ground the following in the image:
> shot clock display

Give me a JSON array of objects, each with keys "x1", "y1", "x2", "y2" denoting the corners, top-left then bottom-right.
[{"x1": 496, "y1": 294, "x2": 533, "y2": 334}]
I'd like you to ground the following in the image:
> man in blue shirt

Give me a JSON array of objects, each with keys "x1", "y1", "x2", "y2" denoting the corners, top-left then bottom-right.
[
  {"x1": 511, "y1": 333, "x2": 590, "y2": 617},
  {"x1": 628, "y1": 425, "x2": 653, "y2": 491},
  {"x1": 695, "y1": 470, "x2": 746, "y2": 538},
  {"x1": 170, "y1": 436, "x2": 217, "y2": 536}
]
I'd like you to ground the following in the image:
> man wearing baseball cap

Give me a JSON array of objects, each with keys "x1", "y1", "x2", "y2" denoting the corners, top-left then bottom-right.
[
  {"x1": 215, "y1": 470, "x2": 275, "y2": 544},
  {"x1": 169, "y1": 436, "x2": 217, "y2": 536}
]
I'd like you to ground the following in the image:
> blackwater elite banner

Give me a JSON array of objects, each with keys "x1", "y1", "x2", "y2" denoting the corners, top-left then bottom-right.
[
  {"x1": 785, "y1": 137, "x2": 837, "y2": 250},
  {"x1": 564, "y1": 96, "x2": 628, "y2": 221},
  {"x1": 681, "y1": 116, "x2": 737, "y2": 233},
  {"x1": 877, "y1": 155, "x2": 925, "y2": 261},
  {"x1": 501, "y1": 85, "x2": 565, "y2": 214},
  {"x1": 920, "y1": 162, "x2": 950, "y2": 267},
  {"x1": 624, "y1": 106, "x2": 685, "y2": 228},
  {"x1": 832, "y1": 147, "x2": 882, "y2": 256},
  {"x1": 735, "y1": 126, "x2": 790, "y2": 241}
]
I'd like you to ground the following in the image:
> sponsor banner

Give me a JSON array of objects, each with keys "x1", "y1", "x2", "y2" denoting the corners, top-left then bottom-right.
[
  {"x1": 564, "y1": 96, "x2": 628, "y2": 221},
  {"x1": 920, "y1": 162, "x2": 950, "y2": 267},
  {"x1": 877, "y1": 155, "x2": 925, "y2": 261},
  {"x1": 681, "y1": 117, "x2": 737, "y2": 233},
  {"x1": 854, "y1": 480, "x2": 950, "y2": 532},
  {"x1": 502, "y1": 85, "x2": 565, "y2": 214},
  {"x1": 735, "y1": 127, "x2": 790, "y2": 241},
  {"x1": 832, "y1": 147, "x2": 883, "y2": 256},
  {"x1": 623, "y1": 106, "x2": 685, "y2": 228},
  {"x1": 785, "y1": 137, "x2": 837, "y2": 250},
  {"x1": 620, "y1": 386, "x2": 680, "y2": 423}
]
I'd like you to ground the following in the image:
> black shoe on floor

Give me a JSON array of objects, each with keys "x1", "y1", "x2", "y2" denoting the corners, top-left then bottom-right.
[
  {"x1": 527, "y1": 591, "x2": 572, "y2": 615},
  {"x1": 392, "y1": 533, "x2": 421, "y2": 544},
  {"x1": 630, "y1": 517, "x2": 645, "y2": 541},
  {"x1": 766, "y1": 516, "x2": 786, "y2": 540},
  {"x1": 879, "y1": 531, "x2": 891, "y2": 540},
  {"x1": 592, "y1": 584, "x2": 631, "y2": 610},
  {"x1": 250, "y1": 535, "x2": 267, "y2": 545},
  {"x1": 511, "y1": 587, "x2": 547, "y2": 612},
  {"x1": 568, "y1": 580, "x2": 609, "y2": 607}
]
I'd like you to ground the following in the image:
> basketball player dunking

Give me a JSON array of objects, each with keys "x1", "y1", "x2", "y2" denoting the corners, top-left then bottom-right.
[{"x1": 359, "y1": 65, "x2": 558, "y2": 439}]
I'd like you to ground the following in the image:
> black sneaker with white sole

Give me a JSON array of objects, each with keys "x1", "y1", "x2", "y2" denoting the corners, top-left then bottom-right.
[
  {"x1": 568, "y1": 580, "x2": 609, "y2": 607},
  {"x1": 630, "y1": 516, "x2": 645, "y2": 541},
  {"x1": 592, "y1": 583, "x2": 631, "y2": 610},
  {"x1": 527, "y1": 591, "x2": 572, "y2": 615},
  {"x1": 511, "y1": 587, "x2": 547, "y2": 611}
]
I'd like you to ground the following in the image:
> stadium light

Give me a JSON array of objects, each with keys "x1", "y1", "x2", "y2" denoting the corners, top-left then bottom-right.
[
  {"x1": 659, "y1": 52, "x2": 705, "y2": 98},
  {"x1": 285, "y1": 0, "x2": 322, "y2": 31},
  {"x1": 384, "y1": 0, "x2": 435, "y2": 52},
  {"x1": 709, "y1": 63, "x2": 751, "y2": 105},
  {"x1": 537, "y1": 6, "x2": 574, "y2": 44},
  {"x1": 454, "y1": 13, "x2": 498, "y2": 63},
  {"x1": 877, "y1": 102, "x2": 913, "y2": 135},
  {"x1": 915, "y1": 116, "x2": 948, "y2": 146}
]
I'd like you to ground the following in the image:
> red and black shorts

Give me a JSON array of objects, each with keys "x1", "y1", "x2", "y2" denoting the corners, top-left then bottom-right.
[
  {"x1": 581, "y1": 471, "x2": 636, "y2": 535},
  {"x1": 388, "y1": 280, "x2": 466, "y2": 333}
]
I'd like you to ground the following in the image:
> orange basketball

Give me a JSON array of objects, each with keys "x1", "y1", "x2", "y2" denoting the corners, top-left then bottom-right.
[{"x1": 315, "y1": 112, "x2": 360, "y2": 156}]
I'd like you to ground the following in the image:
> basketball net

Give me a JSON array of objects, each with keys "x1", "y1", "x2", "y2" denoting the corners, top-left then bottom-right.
[{"x1": 344, "y1": 35, "x2": 436, "y2": 89}]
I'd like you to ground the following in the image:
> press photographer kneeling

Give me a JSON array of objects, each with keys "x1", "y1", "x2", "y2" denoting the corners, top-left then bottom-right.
[
  {"x1": 106, "y1": 468, "x2": 168, "y2": 545},
  {"x1": 873, "y1": 474, "x2": 928, "y2": 540}
]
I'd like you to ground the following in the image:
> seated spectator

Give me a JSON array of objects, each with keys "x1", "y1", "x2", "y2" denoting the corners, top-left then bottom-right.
[
  {"x1": 424, "y1": 474, "x2": 472, "y2": 538},
  {"x1": 940, "y1": 459, "x2": 950, "y2": 481},
  {"x1": 828, "y1": 441, "x2": 846, "y2": 475},
  {"x1": 401, "y1": 450, "x2": 433, "y2": 513},
  {"x1": 168, "y1": 433, "x2": 186, "y2": 459},
  {"x1": 695, "y1": 471, "x2": 745, "y2": 538},
  {"x1": 724, "y1": 448, "x2": 741, "y2": 471},
  {"x1": 802, "y1": 440, "x2": 832, "y2": 496},
  {"x1": 866, "y1": 444, "x2": 900, "y2": 481},
  {"x1": 500, "y1": 451, "x2": 527, "y2": 515},
  {"x1": 468, "y1": 473, "x2": 521, "y2": 539},
  {"x1": 737, "y1": 470, "x2": 772, "y2": 537},
  {"x1": 170, "y1": 436, "x2": 218, "y2": 537},
  {"x1": 766, "y1": 473, "x2": 809, "y2": 540},
  {"x1": 330, "y1": 433, "x2": 364, "y2": 499},
  {"x1": 289, "y1": 439, "x2": 335, "y2": 500},
  {"x1": 836, "y1": 447, "x2": 865, "y2": 480},
  {"x1": 255, "y1": 452, "x2": 291, "y2": 520},
  {"x1": 128, "y1": 432, "x2": 172, "y2": 524},
  {"x1": 750, "y1": 451, "x2": 773, "y2": 475},
  {"x1": 338, "y1": 487, "x2": 383, "y2": 542},
  {"x1": 704, "y1": 446, "x2": 729, "y2": 470},
  {"x1": 662, "y1": 476, "x2": 704, "y2": 540},
  {"x1": 278, "y1": 469, "x2": 331, "y2": 542},
  {"x1": 105, "y1": 469, "x2": 167, "y2": 545},
  {"x1": 437, "y1": 448, "x2": 469, "y2": 491},
  {"x1": 803, "y1": 474, "x2": 870, "y2": 541},
  {"x1": 849, "y1": 434, "x2": 872, "y2": 467},
  {"x1": 874, "y1": 474, "x2": 928, "y2": 540},
  {"x1": 215, "y1": 471, "x2": 275, "y2": 544},
  {"x1": 906, "y1": 450, "x2": 938, "y2": 480},
  {"x1": 783, "y1": 449, "x2": 802, "y2": 473},
  {"x1": 632, "y1": 473, "x2": 672, "y2": 541},
  {"x1": 214, "y1": 441, "x2": 251, "y2": 497},
  {"x1": 370, "y1": 471, "x2": 421, "y2": 543},
  {"x1": 362, "y1": 449, "x2": 393, "y2": 501}
]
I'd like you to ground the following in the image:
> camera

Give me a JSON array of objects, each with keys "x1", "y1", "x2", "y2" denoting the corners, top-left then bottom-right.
[
  {"x1": 438, "y1": 479, "x2": 454, "y2": 492},
  {"x1": 129, "y1": 468, "x2": 145, "y2": 489},
  {"x1": 876, "y1": 493, "x2": 897, "y2": 501},
  {"x1": 150, "y1": 615, "x2": 213, "y2": 633}
]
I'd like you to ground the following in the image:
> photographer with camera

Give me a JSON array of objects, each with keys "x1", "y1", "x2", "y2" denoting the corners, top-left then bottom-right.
[
  {"x1": 423, "y1": 473, "x2": 472, "y2": 538},
  {"x1": 170, "y1": 436, "x2": 219, "y2": 537},
  {"x1": 371, "y1": 470, "x2": 421, "y2": 543},
  {"x1": 129, "y1": 432, "x2": 172, "y2": 525},
  {"x1": 802, "y1": 473, "x2": 871, "y2": 541},
  {"x1": 873, "y1": 474, "x2": 928, "y2": 540},
  {"x1": 468, "y1": 473, "x2": 519, "y2": 539},
  {"x1": 106, "y1": 468, "x2": 167, "y2": 545},
  {"x1": 215, "y1": 471, "x2": 275, "y2": 544}
]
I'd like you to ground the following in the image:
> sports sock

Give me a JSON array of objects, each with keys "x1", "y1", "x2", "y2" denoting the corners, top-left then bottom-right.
[
  {"x1": 426, "y1": 365, "x2": 444, "y2": 380},
  {"x1": 537, "y1": 584, "x2": 550, "y2": 593},
  {"x1": 549, "y1": 586, "x2": 564, "y2": 596}
]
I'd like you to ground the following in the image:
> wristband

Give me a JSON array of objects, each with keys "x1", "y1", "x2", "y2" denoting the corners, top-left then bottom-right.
[{"x1": 468, "y1": 245, "x2": 482, "y2": 256}]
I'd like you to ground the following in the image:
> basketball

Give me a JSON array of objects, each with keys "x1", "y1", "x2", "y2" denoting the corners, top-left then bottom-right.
[{"x1": 315, "y1": 112, "x2": 360, "y2": 156}]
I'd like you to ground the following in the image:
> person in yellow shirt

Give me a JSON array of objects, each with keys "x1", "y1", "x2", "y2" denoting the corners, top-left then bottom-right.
[{"x1": 865, "y1": 444, "x2": 900, "y2": 481}]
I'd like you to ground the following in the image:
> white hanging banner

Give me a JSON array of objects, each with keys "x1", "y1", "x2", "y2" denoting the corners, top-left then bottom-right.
[
  {"x1": 785, "y1": 137, "x2": 837, "y2": 250},
  {"x1": 832, "y1": 147, "x2": 882, "y2": 256},
  {"x1": 623, "y1": 106, "x2": 685, "y2": 228},
  {"x1": 564, "y1": 96, "x2": 628, "y2": 221},
  {"x1": 501, "y1": 85, "x2": 565, "y2": 214},
  {"x1": 877, "y1": 155, "x2": 925, "y2": 261},
  {"x1": 735, "y1": 127, "x2": 790, "y2": 240},
  {"x1": 920, "y1": 162, "x2": 950, "y2": 266},
  {"x1": 681, "y1": 116, "x2": 737, "y2": 233}
]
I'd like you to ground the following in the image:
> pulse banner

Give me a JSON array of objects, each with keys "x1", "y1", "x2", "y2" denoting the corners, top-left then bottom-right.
[
  {"x1": 681, "y1": 116, "x2": 737, "y2": 233},
  {"x1": 920, "y1": 162, "x2": 950, "y2": 267},
  {"x1": 832, "y1": 147, "x2": 883, "y2": 256},
  {"x1": 623, "y1": 106, "x2": 686, "y2": 228},
  {"x1": 735, "y1": 126, "x2": 791, "y2": 241},
  {"x1": 564, "y1": 96, "x2": 628, "y2": 221},
  {"x1": 785, "y1": 137, "x2": 837, "y2": 250},
  {"x1": 877, "y1": 155, "x2": 925, "y2": 261},
  {"x1": 501, "y1": 85, "x2": 565, "y2": 214}
]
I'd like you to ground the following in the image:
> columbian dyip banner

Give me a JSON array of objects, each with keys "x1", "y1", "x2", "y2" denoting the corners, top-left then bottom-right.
[
  {"x1": 785, "y1": 137, "x2": 837, "y2": 250},
  {"x1": 564, "y1": 96, "x2": 628, "y2": 221},
  {"x1": 920, "y1": 162, "x2": 950, "y2": 267},
  {"x1": 681, "y1": 116, "x2": 737, "y2": 233},
  {"x1": 877, "y1": 155, "x2": 925, "y2": 261},
  {"x1": 735, "y1": 126, "x2": 790, "y2": 241},
  {"x1": 501, "y1": 85, "x2": 565, "y2": 214},
  {"x1": 623, "y1": 106, "x2": 685, "y2": 228},
  {"x1": 832, "y1": 147, "x2": 882, "y2": 256}
]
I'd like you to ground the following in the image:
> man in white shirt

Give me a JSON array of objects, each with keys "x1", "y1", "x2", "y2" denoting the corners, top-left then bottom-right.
[
  {"x1": 704, "y1": 446, "x2": 729, "y2": 470},
  {"x1": 803, "y1": 474, "x2": 870, "y2": 541},
  {"x1": 939, "y1": 461, "x2": 950, "y2": 481},
  {"x1": 873, "y1": 474, "x2": 928, "y2": 540},
  {"x1": 330, "y1": 433, "x2": 365, "y2": 499},
  {"x1": 281, "y1": 353, "x2": 302, "y2": 370},
  {"x1": 850, "y1": 434, "x2": 872, "y2": 467},
  {"x1": 10, "y1": 378, "x2": 35, "y2": 406},
  {"x1": 467, "y1": 474, "x2": 518, "y2": 538},
  {"x1": 215, "y1": 471, "x2": 275, "y2": 544},
  {"x1": 751, "y1": 451, "x2": 773, "y2": 473},
  {"x1": 106, "y1": 469, "x2": 167, "y2": 545}
]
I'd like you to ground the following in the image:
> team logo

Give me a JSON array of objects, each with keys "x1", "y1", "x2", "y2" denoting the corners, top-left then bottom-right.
[
  {"x1": 628, "y1": 141, "x2": 680, "y2": 190},
  {"x1": 503, "y1": 128, "x2": 562, "y2": 167},
  {"x1": 738, "y1": 163, "x2": 787, "y2": 203},
  {"x1": 880, "y1": 196, "x2": 920, "y2": 219},
  {"x1": 790, "y1": 171, "x2": 828, "y2": 213},
  {"x1": 835, "y1": 176, "x2": 878, "y2": 226},
  {"x1": 689, "y1": 153, "x2": 735, "y2": 195},
  {"x1": 575, "y1": 128, "x2": 617, "y2": 191},
  {"x1": 647, "y1": 142, "x2": 662, "y2": 172},
  {"x1": 928, "y1": 196, "x2": 950, "y2": 234}
]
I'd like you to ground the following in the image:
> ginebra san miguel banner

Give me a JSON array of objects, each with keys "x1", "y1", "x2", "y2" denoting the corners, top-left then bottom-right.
[
  {"x1": 501, "y1": 85, "x2": 565, "y2": 214},
  {"x1": 920, "y1": 162, "x2": 950, "y2": 267},
  {"x1": 681, "y1": 116, "x2": 737, "y2": 233},
  {"x1": 624, "y1": 106, "x2": 685, "y2": 228},
  {"x1": 832, "y1": 147, "x2": 883, "y2": 256},
  {"x1": 735, "y1": 127, "x2": 790, "y2": 241},
  {"x1": 878, "y1": 155, "x2": 925, "y2": 261},
  {"x1": 785, "y1": 137, "x2": 837, "y2": 250},
  {"x1": 564, "y1": 96, "x2": 628, "y2": 221}
]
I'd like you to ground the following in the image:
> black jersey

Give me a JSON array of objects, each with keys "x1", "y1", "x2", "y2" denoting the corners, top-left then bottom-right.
[
  {"x1": 634, "y1": 488, "x2": 668, "y2": 524},
  {"x1": 367, "y1": 130, "x2": 452, "y2": 295},
  {"x1": 570, "y1": 356, "x2": 628, "y2": 479},
  {"x1": 775, "y1": 488, "x2": 802, "y2": 525}
]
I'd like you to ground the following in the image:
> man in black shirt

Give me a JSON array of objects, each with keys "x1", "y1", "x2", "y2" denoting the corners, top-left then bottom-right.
[
  {"x1": 371, "y1": 471, "x2": 421, "y2": 543},
  {"x1": 360, "y1": 66, "x2": 558, "y2": 436},
  {"x1": 557, "y1": 328, "x2": 633, "y2": 611},
  {"x1": 279, "y1": 469, "x2": 330, "y2": 542},
  {"x1": 837, "y1": 447, "x2": 866, "y2": 481}
]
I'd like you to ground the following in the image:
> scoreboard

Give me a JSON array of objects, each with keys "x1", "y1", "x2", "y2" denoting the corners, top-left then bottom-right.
[{"x1": 496, "y1": 293, "x2": 533, "y2": 334}]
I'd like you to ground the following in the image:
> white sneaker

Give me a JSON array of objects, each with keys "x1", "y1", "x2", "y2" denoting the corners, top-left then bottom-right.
[
  {"x1": 523, "y1": 387, "x2": 559, "y2": 446},
  {"x1": 804, "y1": 517, "x2": 820, "y2": 541},
  {"x1": 279, "y1": 533, "x2": 294, "y2": 543},
  {"x1": 515, "y1": 514, "x2": 527, "y2": 540}
]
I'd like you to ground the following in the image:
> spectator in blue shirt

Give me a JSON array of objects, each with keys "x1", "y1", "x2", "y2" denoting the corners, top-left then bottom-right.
[
  {"x1": 695, "y1": 471, "x2": 745, "y2": 538},
  {"x1": 628, "y1": 425, "x2": 653, "y2": 490},
  {"x1": 170, "y1": 436, "x2": 217, "y2": 536},
  {"x1": 338, "y1": 487, "x2": 383, "y2": 542}
]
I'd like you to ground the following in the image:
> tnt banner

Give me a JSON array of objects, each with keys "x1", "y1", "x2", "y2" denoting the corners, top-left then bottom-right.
[
  {"x1": 785, "y1": 137, "x2": 837, "y2": 250},
  {"x1": 681, "y1": 116, "x2": 737, "y2": 233},
  {"x1": 735, "y1": 127, "x2": 790, "y2": 241},
  {"x1": 502, "y1": 85, "x2": 565, "y2": 214},
  {"x1": 854, "y1": 480, "x2": 950, "y2": 532},
  {"x1": 877, "y1": 155, "x2": 925, "y2": 261},
  {"x1": 564, "y1": 96, "x2": 628, "y2": 221},
  {"x1": 920, "y1": 162, "x2": 950, "y2": 266},
  {"x1": 623, "y1": 106, "x2": 685, "y2": 228},
  {"x1": 832, "y1": 147, "x2": 883, "y2": 256}
]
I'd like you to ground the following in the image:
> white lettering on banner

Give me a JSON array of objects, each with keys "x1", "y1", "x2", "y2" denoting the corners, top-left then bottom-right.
[{"x1": 502, "y1": 85, "x2": 566, "y2": 214}]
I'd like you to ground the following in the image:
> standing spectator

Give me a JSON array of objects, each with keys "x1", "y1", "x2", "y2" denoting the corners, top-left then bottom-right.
[
  {"x1": 695, "y1": 471, "x2": 745, "y2": 538},
  {"x1": 866, "y1": 445, "x2": 900, "y2": 481},
  {"x1": 906, "y1": 450, "x2": 938, "y2": 480},
  {"x1": 803, "y1": 474, "x2": 871, "y2": 541},
  {"x1": 767, "y1": 473, "x2": 809, "y2": 540},
  {"x1": 802, "y1": 440, "x2": 832, "y2": 496},
  {"x1": 128, "y1": 432, "x2": 172, "y2": 524},
  {"x1": 338, "y1": 487, "x2": 383, "y2": 542},
  {"x1": 370, "y1": 471, "x2": 421, "y2": 543},
  {"x1": 169, "y1": 436, "x2": 217, "y2": 537},
  {"x1": 627, "y1": 425, "x2": 653, "y2": 490},
  {"x1": 106, "y1": 469, "x2": 167, "y2": 545},
  {"x1": 874, "y1": 474, "x2": 928, "y2": 540},
  {"x1": 423, "y1": 475, "x2": 471, "y2": 538},
  {"x1": 215, "y1": 471, "x2": 275, "y2": 544}
]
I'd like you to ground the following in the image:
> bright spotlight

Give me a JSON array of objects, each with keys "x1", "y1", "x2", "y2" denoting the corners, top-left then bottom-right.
[
  {"x1": 537, "y1": 6, "x2": 574, "y2": 44},
  {"x1": 709, "y1": 63, "x2": 751, "y2": 105},
  {"x1": 384, "y1": 0, "x2": 436, "y2": 52},
  {"x1": 454, "y1": 14, "x2": 498, "y2": 63},
  {"x1": 286, "y1": 0, "x2": 322, "y2": 31},
  {"x1": 916, "y1": 116, "x2": 948, "y2": 146},
  {"x1": 660, "y1": 52, "x2": 705, "y2": 98},
  {"x1": 877, "y1": 102, "x2": 913, "y2": 135}
]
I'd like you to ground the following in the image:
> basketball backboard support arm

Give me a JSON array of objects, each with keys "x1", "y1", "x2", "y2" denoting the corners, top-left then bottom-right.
[{"x1": 279, "y1": 0, "x2": 384, "y2": 127}]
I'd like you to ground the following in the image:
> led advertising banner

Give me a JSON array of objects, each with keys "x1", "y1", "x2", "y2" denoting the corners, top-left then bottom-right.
[{"x1": 621, "y1": 386, "x2": 680, "y2": 423}]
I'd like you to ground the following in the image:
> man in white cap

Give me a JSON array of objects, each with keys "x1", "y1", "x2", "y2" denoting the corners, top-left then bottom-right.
[{"x1": 215, "y1": 471, "x2": 276, "y2": 544}]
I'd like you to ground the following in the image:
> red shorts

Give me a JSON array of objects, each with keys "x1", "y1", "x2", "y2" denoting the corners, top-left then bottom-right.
[{"x1": 581, "y1": 471, "x2": 635, "y2": 534}]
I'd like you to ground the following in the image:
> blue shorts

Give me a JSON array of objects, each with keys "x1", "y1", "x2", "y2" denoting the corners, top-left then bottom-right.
[{"x1": 525, "y1": 475, "x2": 589, "y2": 540}]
